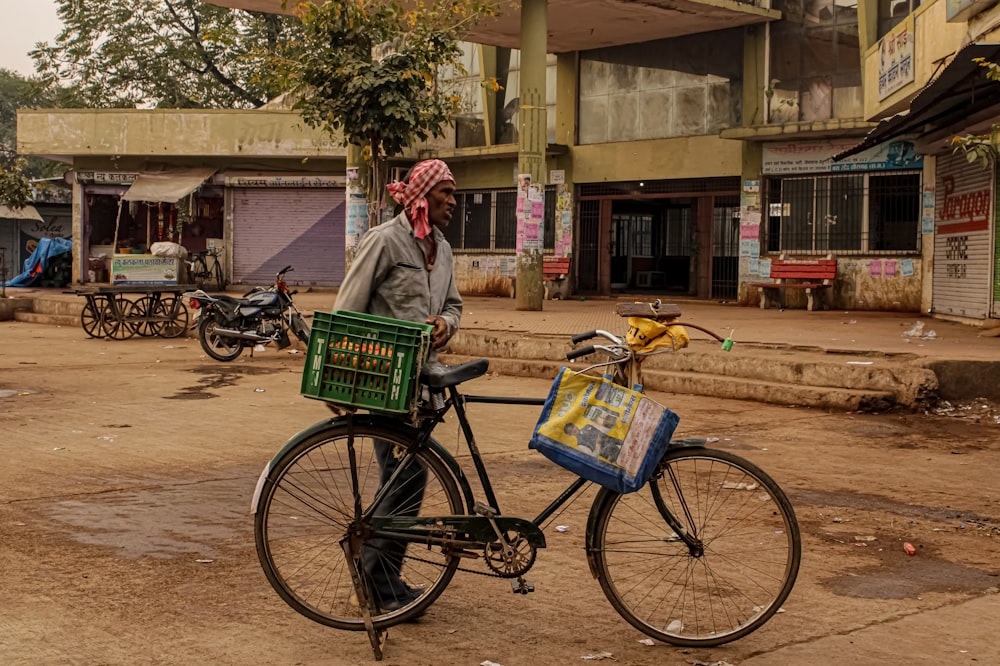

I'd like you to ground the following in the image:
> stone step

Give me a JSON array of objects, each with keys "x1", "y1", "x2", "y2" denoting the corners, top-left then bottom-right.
[
  {"x1": 14, "y1": 311, "x2": 81, "y2": 328},
  {"x1": 442, "y1": 354, "x2": 897, "y2": 412},
  {"x1": 443, "y1": 329, "x2": 936, "y2": 410},
  {"x1": 28, "y1": 294, "x2": 85, "y2": 317}
]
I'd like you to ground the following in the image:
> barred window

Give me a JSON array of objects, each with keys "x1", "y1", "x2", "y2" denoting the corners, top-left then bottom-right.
[
  {"x1": 764, "y1": 171, "x2": 920, "y2": 254},
  {"x1": 448, "y1": 187, "x2": 557, "y2": 252}
]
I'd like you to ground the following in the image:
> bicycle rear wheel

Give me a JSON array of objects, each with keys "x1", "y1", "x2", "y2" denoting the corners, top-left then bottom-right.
[
  {"x1": 254, "y1": 420, "x2": 464, "y2": 630},
  {"x1": 590, "y1": 446, "x2": 800, "y2": 647}
]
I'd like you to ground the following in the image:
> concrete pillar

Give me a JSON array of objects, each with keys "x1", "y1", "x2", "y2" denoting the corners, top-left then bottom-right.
[
  {"x1": 515, "y1": 0, "x2": 547, "y2": 311},
  {"x1": 71, "y1": 181, "x2": 84, "y2": 286},
  {"x1": 738, "y1": 141, "x2": 764, "y2": 305},
  {"x1": 554, "y1": 52, "x2": 577, "y2": 291},
  {"x1": 344, "y1": 143, "x2": 369, "y2": 274}
]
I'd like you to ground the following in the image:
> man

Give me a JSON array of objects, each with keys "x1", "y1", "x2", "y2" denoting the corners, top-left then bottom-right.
[{"x1": 335, "y1": 159, "x2": 462, "y2": 612}]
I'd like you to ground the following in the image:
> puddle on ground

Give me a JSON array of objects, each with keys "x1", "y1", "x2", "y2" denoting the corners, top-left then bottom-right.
[
  {"x1": 793, "y1": 488, "x2": 997, "y2": 527},
  {"x1": 42, "y1": 477, "x2": 252, "y2": 559},
  {"x1": 167, "y1": 365, "x2": 282, "y2": 400},
  {"x1": 799, "y1": 487, "x2": 1000, "y2": 598},
  {"x1": 824, "y1": 559, "x2": 998, "y2": 599}
]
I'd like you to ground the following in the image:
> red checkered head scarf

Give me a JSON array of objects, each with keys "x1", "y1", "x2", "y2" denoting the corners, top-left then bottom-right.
[{"x1": 387, "y1": 159, "x2": 455, "y2": 239}]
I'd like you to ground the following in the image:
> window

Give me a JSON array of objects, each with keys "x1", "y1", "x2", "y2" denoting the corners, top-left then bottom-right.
[
  {"x1": 765, "y1": 171, "x2": 920, "y2": 254},
  {"x1": 878, "y1": 0, "x2": 920, "y2": 38},
  {"x1": 769, "y1": 0, "x2": 862, "y2": 123},
  {"x1": 447, "y1": 188, "x2": 557, "y2": 252}
]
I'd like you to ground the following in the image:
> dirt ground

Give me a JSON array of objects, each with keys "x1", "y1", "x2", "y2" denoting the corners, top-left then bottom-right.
[{"x1": 1, "y1": 321, "x2": 998, "y2": 666}]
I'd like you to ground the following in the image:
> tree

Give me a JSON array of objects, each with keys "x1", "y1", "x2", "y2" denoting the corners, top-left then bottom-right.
[
  {"x1": 0, "y1": 69, "x2": 79, "y2": 209},
  {"x1": 31, "y1": 0, "x2": 304, "y2": 109},
  {"x1": 951, "y1": 58, "x2": 1000, "y2": 167},
  {"x1": 268, "y1": 0, "x2": 505, "y2": 221}
]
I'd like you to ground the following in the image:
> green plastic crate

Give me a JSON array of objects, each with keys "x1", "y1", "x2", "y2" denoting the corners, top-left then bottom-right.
[{"x1": 301, "y1": 310, "x2": 433, "y2": 413}]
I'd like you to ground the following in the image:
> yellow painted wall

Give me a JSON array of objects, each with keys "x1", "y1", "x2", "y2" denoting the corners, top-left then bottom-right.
[
  {"x1": 862, "y1": 0, "x2": 968, "y2": 120},
  {"x1": 18, "y1": 109, "x2": 346, "y2": 159},
  {"x1": 570, "y1": 136, "x2": 743, "y2": 182}
]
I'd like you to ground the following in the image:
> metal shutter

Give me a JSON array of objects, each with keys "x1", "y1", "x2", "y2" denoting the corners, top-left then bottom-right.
[
  {"x1": 994, "y1": 167, "x2": 1000, "y2": 318},
  {"x1": 0, "y1": 221, "x2": 18, "y2": 283},
  {"x1": 231, "y1": 188, "x2": 345, "y2": 287},
  {"x1": 932, "y1": 153, "x2": 991, "y2": 319}
]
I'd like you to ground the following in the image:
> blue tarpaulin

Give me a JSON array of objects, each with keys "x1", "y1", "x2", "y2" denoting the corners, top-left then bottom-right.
[{"x1": 4, "y1": 237, "x2": 73, "y2": 287}]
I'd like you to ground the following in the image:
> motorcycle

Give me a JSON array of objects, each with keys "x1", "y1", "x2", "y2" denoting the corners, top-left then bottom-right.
[{"x1": 184, "y1": 265, "x2": 311, "y2": 362}]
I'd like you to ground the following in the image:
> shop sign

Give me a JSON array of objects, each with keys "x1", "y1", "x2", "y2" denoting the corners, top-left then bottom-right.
[
  {"x1": 76, "y1": 171, "x2": 138, "y2": 185},
  {"x1": 20, "y1": 217, "x2": 71, "y2": 257},
  {"x1": 110, "y1": 256, "x2": 183, "y2": 285},
  {"x1": 878, "y1": 17, "x2": 914, "y2": 101},
  {"x1": 762, "y1": 139, "x2": 922, "y2": 175},
  {"x1": 223, "y1": 174, "x2": 344, "y2": 188}
]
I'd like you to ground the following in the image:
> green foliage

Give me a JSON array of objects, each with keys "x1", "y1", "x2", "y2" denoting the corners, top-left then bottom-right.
[
  {"x1": 0, "y1": 69, "x2": 77, "y2": 208},
  {"x1": 0, "y1": 157, "x2": 32, "y2": 210},
  {"x1": 273, "y1": 0, "x2": 503, "y2": 159},
  {"x1": 952, "y1": 58, "x2": 1000, "y2": 168},
  {"x1": 32, "y1": 0, "x2": 304, "y2": 109}
]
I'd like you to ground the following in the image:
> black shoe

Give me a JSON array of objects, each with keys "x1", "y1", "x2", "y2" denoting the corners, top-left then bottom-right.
[{"x1": 376, "y1": 583, "x2": 425, "y2": 613}]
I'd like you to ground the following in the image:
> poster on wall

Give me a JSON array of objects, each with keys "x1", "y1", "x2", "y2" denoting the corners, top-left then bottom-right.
[
  {"x1": 20, "y1": 216, "x2": 71, "y2": 261},
  {"x1": 345, "y1": 190, "x2": 368, "y2": 249},
  {"x1": 516, "y1": 174, "x2": 544, "y2": 254},
  {"x1": 555, "y1": 186, "x2": 573, "y2": 258}
]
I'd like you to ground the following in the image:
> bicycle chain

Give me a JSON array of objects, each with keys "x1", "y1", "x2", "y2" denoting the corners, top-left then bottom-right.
[{"x1": 403, "y1": 549, "x2": 507, "y2": 577}]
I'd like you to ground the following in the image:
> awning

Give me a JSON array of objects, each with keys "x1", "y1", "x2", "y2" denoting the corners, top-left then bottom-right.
[
  {"x1": 0, "y1": 204, "x2": 44, "y2": 221},
  {"x1": 834, "y1": 42, "x2": 1000, "y2": 161},
  {"x1": 121, "y1": 167, "x2": 216, "y2": 203}
]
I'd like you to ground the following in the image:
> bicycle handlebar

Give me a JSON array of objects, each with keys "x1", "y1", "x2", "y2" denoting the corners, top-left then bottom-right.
[{"x1": 566, "y1": 344, "x2": 596, "y2": 361}]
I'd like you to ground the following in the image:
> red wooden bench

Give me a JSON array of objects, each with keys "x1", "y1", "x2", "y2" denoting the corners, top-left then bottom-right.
[
  {"x1": 510, "y1": 256, "x2": 572, "y2": 300},
  {"x1": 755, "y1": 256, "x2": 837, "y2": 311}
]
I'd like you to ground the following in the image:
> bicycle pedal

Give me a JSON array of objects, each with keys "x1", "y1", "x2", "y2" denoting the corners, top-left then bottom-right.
[
  {"x1": 511, "y1": 579, "x2": 535, "y2": 594},
  {"x1": 474, "y1": 501, "x2": 498, "y2": 518}
]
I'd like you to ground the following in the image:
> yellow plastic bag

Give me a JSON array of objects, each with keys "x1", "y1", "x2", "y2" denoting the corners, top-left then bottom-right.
[{"x1": 625, "y1": 317, "x2": 690, "y2": 353}]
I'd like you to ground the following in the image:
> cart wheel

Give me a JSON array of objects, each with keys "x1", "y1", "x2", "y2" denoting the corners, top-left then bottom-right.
[
  {"x1": 156, "y1": 296, "x2": 189, "y2": 338},
  {"x1": 80, "y1": 298, "x2": 107, "y2": 339},
  {"x1": 129, "y1": 297, "x2": 163, "y2": 337},
  {"x1": 103, "y1": 296, "x2": 137, "y2": 340}
]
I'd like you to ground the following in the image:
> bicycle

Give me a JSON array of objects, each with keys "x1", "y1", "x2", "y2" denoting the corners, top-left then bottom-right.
[
  {"x1": 252, "y1": 301, "x2": 801, "y2": 660},
  {"x1": 187, "y1": 247, "x2": 227, "y2": 291}
]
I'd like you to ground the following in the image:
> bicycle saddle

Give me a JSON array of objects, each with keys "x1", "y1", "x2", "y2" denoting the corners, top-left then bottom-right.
[{"x1": 421, "y1": 358, "x2": 489, "y2": 388}]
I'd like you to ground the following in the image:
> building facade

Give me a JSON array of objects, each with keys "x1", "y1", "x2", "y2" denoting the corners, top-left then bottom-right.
[{"x1": 17, "y1": 0, "x2": 1000, "y2": 323}]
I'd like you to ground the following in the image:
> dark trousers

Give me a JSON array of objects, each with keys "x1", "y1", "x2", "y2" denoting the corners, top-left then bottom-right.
[{"x1": 362, "y1": 439, "x2": 427, "y2": 600}]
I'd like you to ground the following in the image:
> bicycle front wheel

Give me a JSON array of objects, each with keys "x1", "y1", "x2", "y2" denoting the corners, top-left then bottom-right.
[
  {"x1": 590, "y1": 446, "x2": 800, "y2": 647},
  {"x1": 254, "y1": 420, "x2": 464, "y2": 630}
]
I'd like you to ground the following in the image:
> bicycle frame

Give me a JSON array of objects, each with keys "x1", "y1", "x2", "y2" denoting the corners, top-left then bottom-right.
[{"x1": 350, "y1": 381, "x2": 703, "y2": 561}]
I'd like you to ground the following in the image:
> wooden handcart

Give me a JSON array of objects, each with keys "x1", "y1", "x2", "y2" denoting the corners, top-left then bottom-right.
[{"x1": 68, "y1": 284, "x2": 194, "y2": 340}]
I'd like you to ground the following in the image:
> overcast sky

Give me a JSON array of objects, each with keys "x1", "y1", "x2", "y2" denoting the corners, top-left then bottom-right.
[{"x1": 0, "y1": 1, "x2": 62, "y2": 76}]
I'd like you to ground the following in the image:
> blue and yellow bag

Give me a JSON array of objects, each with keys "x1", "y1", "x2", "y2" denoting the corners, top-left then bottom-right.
[{"x1": 529, "y1": 367, "x2": 680, "y2": 494}]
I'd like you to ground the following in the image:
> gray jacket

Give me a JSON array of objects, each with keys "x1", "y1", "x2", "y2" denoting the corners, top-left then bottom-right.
[{"x1": 335, "y1": 212, "x2": 463, "y2": 359}]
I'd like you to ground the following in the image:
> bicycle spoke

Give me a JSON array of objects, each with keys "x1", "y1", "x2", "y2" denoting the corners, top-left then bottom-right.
[
  {"x1": 255, "y1": 424, "x2": 463, "y2": 630},
  {"x1": 592, "y1": 448, "x2": 800, "y2": 647}
]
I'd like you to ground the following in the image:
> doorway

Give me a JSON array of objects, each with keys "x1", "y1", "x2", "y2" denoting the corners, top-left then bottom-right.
[{"x1": 611, "y1": 199, "x2": 693, "y2": 293}]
